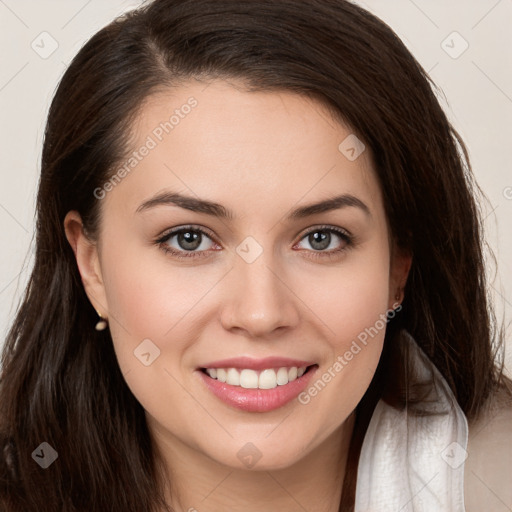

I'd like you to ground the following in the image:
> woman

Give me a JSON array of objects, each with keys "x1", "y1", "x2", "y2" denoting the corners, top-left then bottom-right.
[{"x1": 1, "y1": 0, "x2": 510, "y2": 510}]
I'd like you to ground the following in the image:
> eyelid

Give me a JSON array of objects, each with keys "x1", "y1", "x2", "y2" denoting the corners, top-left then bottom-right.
[
  {"x1": 155, "y1": 223, "x2": 355, "y2": 260},
  {"x1": 292, "y1": 225, "x2": 355, "y2": 261},
  {"x1": 156, "y1": 224, "x2": 352, "y2": 245},
  {"x1": 294, "y1": 224, "x2": 353, "y2": 242},
  {"x1": 155, "y1": 224, "x2": 222, "y2": 260},
  {"x1": 155, "y1": 224, "x2": 220, "y2": 245}
]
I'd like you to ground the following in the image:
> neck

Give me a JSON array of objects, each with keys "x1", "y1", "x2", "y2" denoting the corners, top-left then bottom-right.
[{"x1": 151, "y1": 412, "x2": 356, "y2": 512}]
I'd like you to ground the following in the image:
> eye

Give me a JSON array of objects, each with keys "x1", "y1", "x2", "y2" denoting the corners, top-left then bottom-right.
[
  {"x1": 155, "y1": 224, "x2": 354, "y2": 261},
  {"x1": 294, "y1": 226, "x2": 353, "y2": 255},
  {"x1": 156, "y1": 225, "x2": 220, "y2": 259}
]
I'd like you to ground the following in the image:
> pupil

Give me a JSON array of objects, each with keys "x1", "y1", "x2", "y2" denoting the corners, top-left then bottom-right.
[
  {"x1": 309, "y1": 231, "x2": 330, "y2": 250},
  {"x1": 178, "y1": 231, "x2": 201, "y2": 250}
]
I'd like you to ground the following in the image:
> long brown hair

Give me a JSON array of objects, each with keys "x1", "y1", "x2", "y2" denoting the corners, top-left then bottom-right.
[{"x1": 1, "y1": 1, "x2": 509, "y2": 510}]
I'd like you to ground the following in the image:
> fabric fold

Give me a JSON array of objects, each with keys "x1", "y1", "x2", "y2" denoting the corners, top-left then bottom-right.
[{"x1": 354, "y1": 330, "x2": 468, "y2": 511}]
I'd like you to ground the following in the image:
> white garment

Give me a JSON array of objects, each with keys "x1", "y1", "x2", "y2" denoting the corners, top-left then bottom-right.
[{"x1": 355, "y1": 330, "x2": 468, "y2": 512}]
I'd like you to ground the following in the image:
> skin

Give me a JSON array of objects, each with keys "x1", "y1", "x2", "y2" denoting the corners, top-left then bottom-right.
[{"x1": 65, "y1": 79, "x2": 411, "y2": 512}]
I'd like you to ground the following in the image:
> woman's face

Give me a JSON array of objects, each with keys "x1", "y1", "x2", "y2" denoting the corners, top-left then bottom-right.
[{"x1": 67, "y1": 79, "x2": 409, "y2": 471}]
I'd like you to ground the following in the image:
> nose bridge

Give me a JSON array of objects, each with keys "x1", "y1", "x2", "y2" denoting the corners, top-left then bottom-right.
[{"x1": 221, "y1": 244, "x2": 299, "y2": 336}]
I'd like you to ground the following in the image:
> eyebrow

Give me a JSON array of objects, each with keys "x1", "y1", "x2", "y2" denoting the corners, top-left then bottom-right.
[{"x1": 136, "y1": 191, "x2": 371, "y2": 219}]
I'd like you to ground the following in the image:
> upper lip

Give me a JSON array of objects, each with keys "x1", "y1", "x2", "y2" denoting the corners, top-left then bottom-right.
[{"x1": 199, "y1": 357, "x2": 316, "y2": 371}]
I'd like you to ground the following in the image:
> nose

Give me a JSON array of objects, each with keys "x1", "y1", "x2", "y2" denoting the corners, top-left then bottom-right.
[{"x1": 220, "y1": 252, "x2": 301, "y2": 338}]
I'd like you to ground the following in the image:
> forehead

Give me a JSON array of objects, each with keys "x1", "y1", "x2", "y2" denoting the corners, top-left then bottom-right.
[{"x1": 104, "y1": 79, "x2": 384, "y2": 223}]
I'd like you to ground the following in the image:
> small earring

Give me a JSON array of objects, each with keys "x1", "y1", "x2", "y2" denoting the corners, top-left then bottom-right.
[
  {"x1": 395, "y1": 289, "x2": 402, "y2": 301},
  {"x1": 95, "y1": 311, "x2": 108, "y2": 331}
]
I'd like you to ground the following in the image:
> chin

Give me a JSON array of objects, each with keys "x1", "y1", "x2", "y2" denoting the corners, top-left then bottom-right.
[{"x1": 203, "y1": 433, "x2": 315, "y2": 472}]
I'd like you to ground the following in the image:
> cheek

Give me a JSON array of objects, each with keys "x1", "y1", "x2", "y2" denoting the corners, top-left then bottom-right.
[
  {"x1": 294, "y1": 278, "x2": 389, "y2": 437},
  {"x1": 99, "y1": 239, "x2": 230, "y2": 373},
  {"x1": 102, "y1": 242, "x2": 213, "y2": 329},
  {"x1": 292, "y1": 241, "x2": 390, "y2": 412},
  {"x1": 99, "y1": 245, "x2": 211, "y2": 425},
  {"x1": 294, "y1": 242, "x2": 391, "y2": 345}
]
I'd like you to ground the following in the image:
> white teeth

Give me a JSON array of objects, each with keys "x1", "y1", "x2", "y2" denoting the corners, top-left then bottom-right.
[
  {"x1": 276, "y1": 367, "x2": 289, "y2": 385},
  {"x1": 205, "y1": 366, "x2": 308, "y2": 389},
  {"x1": 259, "y1": 369, "x2": 278, "y2": 389},
  {"x1": 206, "y1": 368, "x2": 217, "y2": 379},
  {"x1": 240, "y1": 369, "x2": 259, "y2": 389},
  {"x1": 226, "y1": 368, "x2": 240, "y2": 386}
]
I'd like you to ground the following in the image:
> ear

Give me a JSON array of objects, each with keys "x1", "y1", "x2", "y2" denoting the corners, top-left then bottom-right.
[
  {"x1": 64, "y1": 211, "x2": 109, "y2": 318},
  {"x1": 388, "y1": 243, "x2": 412, "y2": 309}
]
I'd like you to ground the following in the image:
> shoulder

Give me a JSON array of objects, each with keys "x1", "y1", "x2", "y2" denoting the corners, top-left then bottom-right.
[{"x1": 464, "y1": 383, "x2": 512, "y2": 512}]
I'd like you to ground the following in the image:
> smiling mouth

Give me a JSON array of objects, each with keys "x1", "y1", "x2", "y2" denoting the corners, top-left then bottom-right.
[{"x1": 200, "y1": 364, "x2": 318, "y2": 390}]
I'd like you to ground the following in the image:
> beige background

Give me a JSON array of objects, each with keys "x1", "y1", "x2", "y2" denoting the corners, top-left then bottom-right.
[{"x1": 0, "y1": 0, "x2": 511, "y2": 373}]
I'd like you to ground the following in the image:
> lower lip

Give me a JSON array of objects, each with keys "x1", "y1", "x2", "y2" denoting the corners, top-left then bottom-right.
[{"x1": 197, "y1": 366, "x2": 318, "y2": 412}]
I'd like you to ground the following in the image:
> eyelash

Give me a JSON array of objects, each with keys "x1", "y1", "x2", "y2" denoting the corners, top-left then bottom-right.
[
  {"x1": 155, "y1": 224, "x2": 355, "y2": 261},
  {"x1": 295, "y1": 225, "x2": 354, "y2": 261}
]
